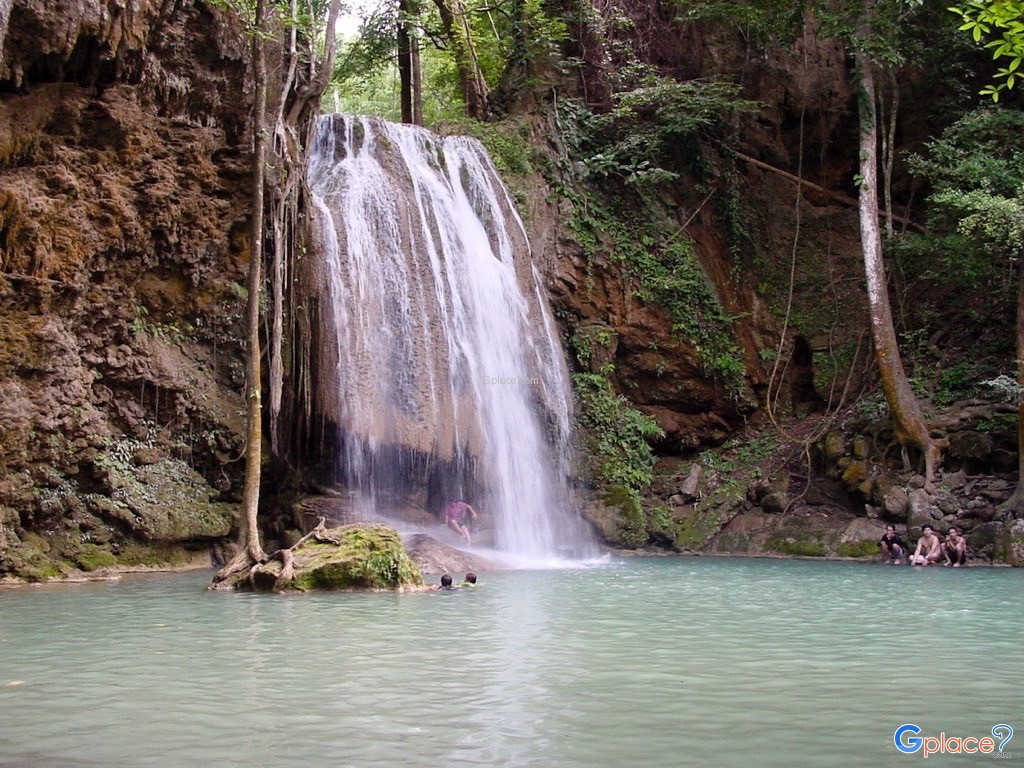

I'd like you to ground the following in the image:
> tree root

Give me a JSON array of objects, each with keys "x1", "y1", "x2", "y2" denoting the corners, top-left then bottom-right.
[{"x1": 211, "y1": 517, "x2": 328, "y2": 591}]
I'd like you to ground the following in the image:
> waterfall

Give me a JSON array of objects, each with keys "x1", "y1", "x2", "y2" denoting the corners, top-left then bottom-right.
[{"x1": 307, "y1": 114, "x2": 595, "y2": 563}]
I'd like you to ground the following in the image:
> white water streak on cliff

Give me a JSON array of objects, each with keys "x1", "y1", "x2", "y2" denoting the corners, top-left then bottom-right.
[
  {"x1": 0, "y1": 0, "x2": 12, "y2": 63},
  {"x1": 308, "y1": 115, "x2": 592, "y2": 560}
]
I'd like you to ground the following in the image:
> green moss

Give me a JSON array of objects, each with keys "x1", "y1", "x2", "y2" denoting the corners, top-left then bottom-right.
[
  {"x1": 766, "y1": 534, "x2": 828, "y2": 557},
  {"x1": 600, "y1": 485, "x2": 649, "y2": 548},
  {"x1": 1, "y1": 532, "x2": 69, "y2": 581},
  {"x1": 712, "y1": 531, "x2": 756, "y2": 553},
  {"x1": 673, "y1": 505, "x2": 730, "y2": 550},
  {"x1": 90, "y1": 445, "x2": 234, "y2": 542},
  {"x1": 75, "y1": 546, "x2": 118, "y2": 572},
  {"x1": 836, "y1": 540, "x2": 879, "y2": 559},
  {"x1": 117, "y1": 543, "x2": 192, "y2": 568},
  {"x1": 567, "y1": 202, "x2": 748, "y2": 394},
  {"x1": 284, "y1": 525, "x2": 422, "y2": 592}
]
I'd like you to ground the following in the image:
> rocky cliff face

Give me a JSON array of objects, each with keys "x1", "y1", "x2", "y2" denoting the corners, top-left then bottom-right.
[
  {"x1": 508, "y1": 7, "x2": 1024, "y2": 563},
  {"x1": 0, "y1": 0, "x2": 253, "y2": 579}
]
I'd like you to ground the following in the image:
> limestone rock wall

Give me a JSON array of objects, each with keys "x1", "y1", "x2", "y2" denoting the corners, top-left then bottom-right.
[{"x1": 0, "y1": 0, "x2": 252, "y2": 579}]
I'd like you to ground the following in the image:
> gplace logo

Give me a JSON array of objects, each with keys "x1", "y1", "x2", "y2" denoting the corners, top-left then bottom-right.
[{"x1": 894, "y1": 724, "x2": 1014, "y2": 758}]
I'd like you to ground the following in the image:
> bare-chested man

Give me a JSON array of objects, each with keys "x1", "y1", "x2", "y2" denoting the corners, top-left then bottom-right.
[
  {"x1": 943, "y1": 526, "x2": 968, "y2": 567},
  {"x1": 910, "y1": 524, "x2": 942, "y2": 566}
]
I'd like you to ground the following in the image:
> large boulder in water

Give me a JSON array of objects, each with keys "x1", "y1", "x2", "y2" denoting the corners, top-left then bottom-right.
[
  {"x1": 232, "y1": 524, "x2": 423, "y2": 592},
  {"x1": 402, "y1": 533, "x2": 501, "y2": 576}
]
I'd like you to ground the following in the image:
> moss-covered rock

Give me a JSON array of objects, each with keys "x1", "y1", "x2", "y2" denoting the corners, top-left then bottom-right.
[
  {"x1": 993, "y1": 519, "x2": 1024, "y2": 566},
  {"x1": 673, "y1": 503, "x2": 732, "y2": 550},
  {"x1": 93, "y1": 454, "x2": 235, "y2": 542},
  {"x1": 75, "y1": 544, "x2": 119, "y2": 572},
  {"x1": 235, "y1": 524, "x2": 423, "y2": 592}
]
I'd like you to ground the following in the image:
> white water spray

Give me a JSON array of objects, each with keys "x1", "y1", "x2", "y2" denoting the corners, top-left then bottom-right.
[{"x1": 307, "y1": 114, "x2": 595, "y2": 562}]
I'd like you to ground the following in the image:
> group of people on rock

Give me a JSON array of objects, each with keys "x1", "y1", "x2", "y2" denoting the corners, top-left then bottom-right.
[{"x1": 878, "y1": 523, "x2": 968, "y2": 567}]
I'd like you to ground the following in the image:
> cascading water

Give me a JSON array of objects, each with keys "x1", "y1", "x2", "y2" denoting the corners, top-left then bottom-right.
[{"x1": 307, "y1": 114, "x2": 596, "y2": 563}]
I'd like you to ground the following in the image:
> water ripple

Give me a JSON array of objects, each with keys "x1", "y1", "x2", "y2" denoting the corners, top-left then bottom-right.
[{"x1": 1, "y1": 560, "x2": 1021, "y2": 766}]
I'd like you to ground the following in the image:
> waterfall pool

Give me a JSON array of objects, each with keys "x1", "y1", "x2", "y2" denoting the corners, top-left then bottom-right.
[{"x1": 1, "y1": 557, "x2": 1020, "y2": 766}]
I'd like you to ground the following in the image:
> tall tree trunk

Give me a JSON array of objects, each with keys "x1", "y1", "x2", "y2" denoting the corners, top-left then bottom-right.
[
  {"x1": 880, "y1": 70, "x2": 898, "y2": 238},
  {"x1": 218, "y1": 0, "x2": 271, "y2": 580},
  {"x1": 432, "y1": 0, "x2": 488, "y2": 119},
  {"x1": 998, "y1": 263, "x2": 1024, "y2": 515},
  {"x1": 855, "y1": 33, "x2": 942, "y2": 484},
  {"x1": 398, "y1": 0, "x2": 420, "y2": 124},
  {"x1": 412, "y1": 37, "x2": 422, "y2": 126}
]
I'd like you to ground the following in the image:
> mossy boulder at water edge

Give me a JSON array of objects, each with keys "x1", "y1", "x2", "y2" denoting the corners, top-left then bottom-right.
[
  {"x1": 232, "y1": 524, "x2": 423, "y2": 592},
  {"x1": 994, "y1": 519, "x2": 1024, "y2": 566}
]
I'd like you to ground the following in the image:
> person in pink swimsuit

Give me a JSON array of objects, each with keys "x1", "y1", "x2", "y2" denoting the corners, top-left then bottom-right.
[{"x1": 444, "y1": 501, "x2": 479, "y2": 545}]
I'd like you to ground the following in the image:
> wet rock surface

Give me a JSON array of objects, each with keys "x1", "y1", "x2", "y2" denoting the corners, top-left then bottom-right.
[
  {"x1": 0, "y1": 0, "x2": 251, "y2": 580},
  {"x1": 622, "y1": 404, "x2": 1024, "y2": 565}
]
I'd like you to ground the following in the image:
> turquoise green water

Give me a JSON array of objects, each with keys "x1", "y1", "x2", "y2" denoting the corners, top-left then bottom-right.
[{"x1": 0, "y1": 557, "x2": 1021, "y2": 767}]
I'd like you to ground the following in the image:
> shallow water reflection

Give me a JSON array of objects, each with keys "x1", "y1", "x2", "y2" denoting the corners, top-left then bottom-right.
[{"x1": 1, "y1": 558, "x2": 1021, "y2": 766}]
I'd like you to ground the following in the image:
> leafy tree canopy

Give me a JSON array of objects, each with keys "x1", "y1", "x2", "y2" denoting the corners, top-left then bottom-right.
[{"x1": 909, "y1": 107, "x2": 1024, "y2": 258}]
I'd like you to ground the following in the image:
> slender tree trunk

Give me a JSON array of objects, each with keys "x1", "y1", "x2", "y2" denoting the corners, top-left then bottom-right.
[
  {"x1": 243, "y1": 0, "x2": 269, "y2": 564},
  {"x1": 432, "y1": 0, "x2": 488, "y2": 119},
  {"x1": 398, "y1": 0, "x2": 417, "y2": 124},
  {"x1": 881, "y1": 70, "x2": 898, "y2": 238},
  {"x1": 855, "y1": 34, "x2": 942, "y2": 484},
  {"x1": 412, "y1": 30, "x2": 422, "y2": 125},
  {"x1": 235, "y1": 0, "x2": 271, "y2": 572},
  {"x1": 999, "y1": 263, "x2": 1024, "y2": 515}
]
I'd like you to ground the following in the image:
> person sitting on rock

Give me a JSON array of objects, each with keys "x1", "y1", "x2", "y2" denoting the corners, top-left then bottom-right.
[
  {"x1": 943, "y1": 526, "x2": 968, "y2": 567},
  {"x1": 443, "y1": 500, "x2": 479, "y2": 545},
  {"x1": 910, "y1": 524, "x2": 943, "y2": 566},
  {"x1": 878, "y1": 524, "x2": 907, "y2": 563}
]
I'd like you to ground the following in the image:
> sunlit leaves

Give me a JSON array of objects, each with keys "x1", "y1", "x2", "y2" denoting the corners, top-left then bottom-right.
[{"x1": 950, "y1": 0, "x2": 1024, "y2": 99}]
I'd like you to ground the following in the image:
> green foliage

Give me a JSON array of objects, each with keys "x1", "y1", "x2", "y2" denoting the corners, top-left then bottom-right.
[
  {"x1": 671, "y1": 0, "x2": 807, "y2": 43},
  {"x1": 854, "y1": 392, "x2": 890, "y2": 422},
  {"x1": 816, "y1": 0, "x2": 930, "y2": 68},
  {"x1": 550, "y1": 82, "x2": 754, "y2": 394},
  {"x1": 908, "y1": 108, "x2": 1024, "y2": 266},
  {"x1": 330, "y1": 41, "x2": 468, "y2": 124},
  {"x1": 950, "y1": 0, "x2": 1024, "y2": 99},
  {"x1": 328, "y1": 0, "x2": 565, "y2": 122},
  {"x1": 572, "y1": 371, "x2": 663, "y2": 496},
  {"x1": 910, "y1": 107, "x2": 1024, "y2": 195},
  {"x1": 923, "y1": 360, "x2": 1001, "y2": 405},
  {"x1": 569, "y1": 324, "x2": 616, "y2": 367},
  {"x1": 556, "y1": 183, "x2": 747, "y2": 391},
  {"x1": 130, "y1": 304, "x2": 197, "y2": 344},
  {"x1": 559, "y1": 81, "x2": 755, "y2": 189},
  {"x1": 975, "y1": 411, "x2": 1017, "y2": 432},
  {"x1": 698, "y1": 432, "x2": 778, "y2": 474}
]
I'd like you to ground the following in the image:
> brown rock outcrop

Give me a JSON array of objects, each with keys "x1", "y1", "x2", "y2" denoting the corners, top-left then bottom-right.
[{"x1": 0, "y1": 0, "x2": 253, "y2": 578}]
